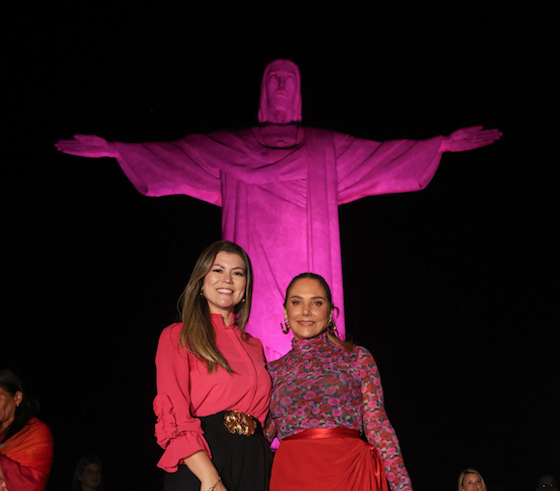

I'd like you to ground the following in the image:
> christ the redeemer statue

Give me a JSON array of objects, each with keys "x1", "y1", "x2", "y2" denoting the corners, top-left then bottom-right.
[{"x1": 56, "y1": 59, "x2": 501, "y2": 360}]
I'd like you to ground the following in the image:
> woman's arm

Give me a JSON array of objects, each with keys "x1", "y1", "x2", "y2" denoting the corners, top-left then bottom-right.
[
  {"x1": 0, "y1": 453, "x2": 52, "y2": 491},
  {"x1": 154, "y1": 324, "x2": 212, "y2": 472},
  {"x1": 155, "y1": 324, "x2": 230, "y2": 490},
  {"x1": 183, "y1": 451, "x2": 227, "y2": 491},
  {"x1": 358, "y1": 348, "x2": 413, "y2": 491},
  {"x1": 263, "y1": 410, "x2": 277, "y2": 443}
]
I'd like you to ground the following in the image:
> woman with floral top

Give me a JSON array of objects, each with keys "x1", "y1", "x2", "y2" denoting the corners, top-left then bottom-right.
[
  {"x1": 153, "y1": 241, "x2": 272, "y2": 491},
  {"x1": 265, "y1": 272, "x2": 412, "y2": 491}
]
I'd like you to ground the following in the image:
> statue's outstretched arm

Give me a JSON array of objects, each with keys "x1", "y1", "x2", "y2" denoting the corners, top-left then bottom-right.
[
  {"x1": 55, "y1": 134, "x2": 119, "y2": 159},
  {"x1": 440, "y1": 126, "x2": 502, "y2": 153}
]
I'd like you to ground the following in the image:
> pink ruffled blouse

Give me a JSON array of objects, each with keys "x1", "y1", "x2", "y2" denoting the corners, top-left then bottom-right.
[{"x1": 153, "y1": 314, "x2": 271, "y2": 472}]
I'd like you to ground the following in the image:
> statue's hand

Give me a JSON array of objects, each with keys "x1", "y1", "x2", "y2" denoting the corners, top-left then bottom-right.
[
  {"x1": 440, "y1": 126, "x2": 502, "y2": 153},
  {"x1": 55, "y1": 134, "x2": 119, "y2": 158}
]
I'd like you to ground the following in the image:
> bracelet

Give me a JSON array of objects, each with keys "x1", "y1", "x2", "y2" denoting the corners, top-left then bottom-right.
[{"x1": 207, "y1": 477, "x2": 221, "y2": 491}]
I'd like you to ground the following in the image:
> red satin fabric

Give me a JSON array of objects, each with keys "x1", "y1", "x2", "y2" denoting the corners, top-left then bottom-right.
[
  {"x1": 270, "y1": 427, "x2": 389, "y2": 491},
  {"x1": 283, "y1": 426, "x2": 361, "y2": 441},
  {"x1": 0, "y1": 418, "x2": 53, "y2": 491}
]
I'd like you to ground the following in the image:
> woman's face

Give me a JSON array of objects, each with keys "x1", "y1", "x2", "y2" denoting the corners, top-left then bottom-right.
[
  {"x1": 79, "y1": 463, "x2": 102, "y2": 489},
  {"x1": 284, "y1": 278, "x2": 333, "y2": 341},
  {"x1": 462, "y1": 473, "x2": 483, "y2": 491},
  {"x1": 202, "y1": 251, "x2": 247, "y2": 319},
  {"x1": 0, "y1": 387, "x2": 21, "y2": 432}
]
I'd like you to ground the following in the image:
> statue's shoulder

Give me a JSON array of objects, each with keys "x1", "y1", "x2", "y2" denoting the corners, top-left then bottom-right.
[
  {"x1": 176, "y1": 127, "x2": 256, "y2": 151},
  {"x1": 202, "y1": 126, "x2": 257, "y2": 144},
  {"x1": 303, "y1": 126, "x2": 349, "y2": 140}
]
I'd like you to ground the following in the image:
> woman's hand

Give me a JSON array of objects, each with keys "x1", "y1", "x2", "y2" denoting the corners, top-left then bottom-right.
[{"x1": 200, "y1": 477, "x2": 228, "y2": 491}]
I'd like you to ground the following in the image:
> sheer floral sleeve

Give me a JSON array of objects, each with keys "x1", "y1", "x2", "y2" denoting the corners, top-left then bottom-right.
[
  {"x1": 358, "y1": 348, "x2": 413, "y2": 491},
  {"x1": 264, "y1": 409, "x2": 277, "y2": 443}
]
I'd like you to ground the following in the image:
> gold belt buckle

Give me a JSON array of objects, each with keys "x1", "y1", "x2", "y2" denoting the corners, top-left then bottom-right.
[{"x1": 224, "y1": 410, "x2": 256, "y2": 436}]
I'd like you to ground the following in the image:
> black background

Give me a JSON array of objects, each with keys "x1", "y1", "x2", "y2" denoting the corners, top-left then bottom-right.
[{"x1": 5, "y1": 4, "x2": 558, "y2": 490}]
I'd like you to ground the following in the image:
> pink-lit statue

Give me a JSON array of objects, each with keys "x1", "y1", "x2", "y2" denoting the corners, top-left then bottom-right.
[{"x1": 56, "y1": 59, "x2": 501, "y2": 360}]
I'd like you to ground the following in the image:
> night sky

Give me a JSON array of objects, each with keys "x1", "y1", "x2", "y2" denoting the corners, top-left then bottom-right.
[{"x1": 5, "y1": 4, "x2": 558, "y2": 491}]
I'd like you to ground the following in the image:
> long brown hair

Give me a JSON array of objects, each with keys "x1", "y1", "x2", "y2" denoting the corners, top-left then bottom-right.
[
  {"x1": 284, "y1": 272, "x2": 354, "y2": 353},
  {"x1": 179, "y1": 241, "x2": 253, "y2": 373}
]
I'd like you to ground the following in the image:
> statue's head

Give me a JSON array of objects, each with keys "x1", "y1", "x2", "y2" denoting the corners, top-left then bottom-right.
[{"x1": 258, "y1": 59, "x2": 302, "y2": 124}]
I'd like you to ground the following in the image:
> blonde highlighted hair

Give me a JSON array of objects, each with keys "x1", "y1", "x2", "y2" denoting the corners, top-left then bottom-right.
[
  {"x1": 458, "y1": 469, "x2": 487, "y2": 491},
  {"x1": 179, "y1": 240, "x2": 253, "y2": 373}
]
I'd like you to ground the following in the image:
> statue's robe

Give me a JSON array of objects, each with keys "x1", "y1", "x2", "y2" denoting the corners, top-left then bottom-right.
[{"x1": 115, "y1": 127, "x2": 443, "y2": 360}]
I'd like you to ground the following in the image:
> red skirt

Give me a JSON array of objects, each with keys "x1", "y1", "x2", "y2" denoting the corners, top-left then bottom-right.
[{"x1": 270, "y1": 427, "x2": 389, "y2": 491}]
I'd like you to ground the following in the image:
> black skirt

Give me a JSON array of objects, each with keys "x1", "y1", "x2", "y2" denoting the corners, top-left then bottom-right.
[{"x1": 164, "y1": 411, "x2": 272, "y2": 491}]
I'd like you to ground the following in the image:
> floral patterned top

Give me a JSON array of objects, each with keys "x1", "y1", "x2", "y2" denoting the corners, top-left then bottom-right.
[{"x1": 265, "y1": 332, "x2": 412, "y2": 491}]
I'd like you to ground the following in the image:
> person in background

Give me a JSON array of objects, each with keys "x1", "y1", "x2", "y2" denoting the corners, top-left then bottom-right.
[
  {"x1": 72, "y1": 455, "x2": 103, "y2": 491},
  {"x1": 536, "y1": 474, "x2": 558, "y2": 491},
  {"x1": 154, "y1": 241, "x2": 272, "y2": 491},
  {"x1": 265, "y1": 272, "x2": 411, "y2": 491},
  {"x1": 458, "y1": 468, "x2": 487, "y2": 491},
  {"x1": 0, "y1": 369, "x2": 53, "y2": 491}
]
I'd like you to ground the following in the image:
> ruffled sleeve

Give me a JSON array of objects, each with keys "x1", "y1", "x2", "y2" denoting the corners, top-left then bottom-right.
[
  {"x1": 154, "y1": 324, "x2": 212, "y2": 472},
  {"x1": 358, "y1": 348, "x2": 413, "y2": 491}
]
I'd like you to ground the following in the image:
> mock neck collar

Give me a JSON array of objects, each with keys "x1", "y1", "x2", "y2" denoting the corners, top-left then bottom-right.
[
  {"x1": 291, "y1": 330, "x2": 330, "y2": 352},
  {"x1": 210, "y1": 313, "x2": 236, "y2": 329}
]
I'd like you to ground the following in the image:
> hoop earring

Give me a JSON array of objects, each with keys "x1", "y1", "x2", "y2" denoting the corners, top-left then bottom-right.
[
  {"x1": 327, "y1": 317, "x2": 339, "y2": 337},
  {"x1": 281, "y1": 320, "x2": 290, "y2": 334}
]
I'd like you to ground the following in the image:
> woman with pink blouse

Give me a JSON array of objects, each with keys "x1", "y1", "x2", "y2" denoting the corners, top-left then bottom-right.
[
  {"x1": 265, "y1": 272, "x2": 412, "y2": 491},
  {"x1": 153, "y1": 241, "x2": 272, "y2": 491}
]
